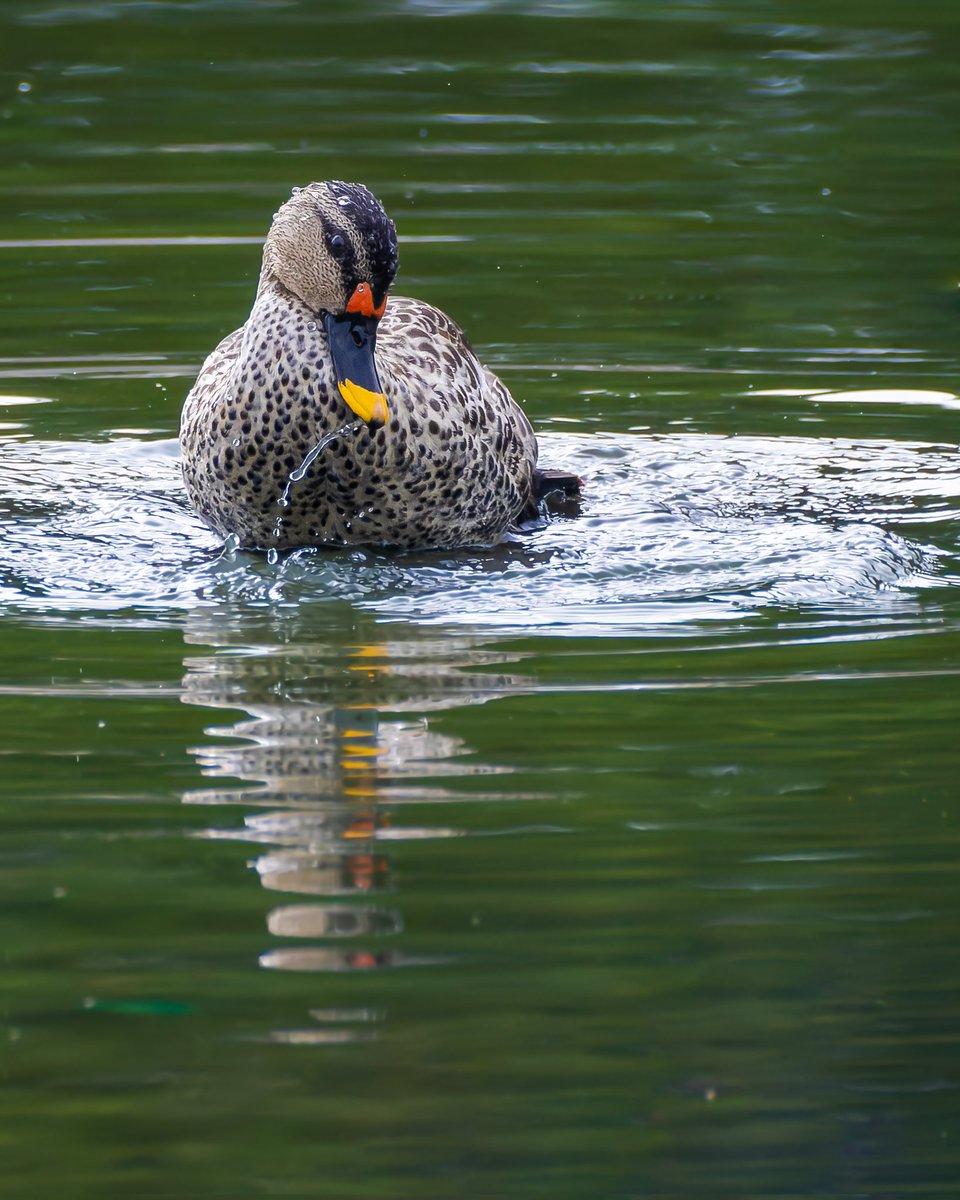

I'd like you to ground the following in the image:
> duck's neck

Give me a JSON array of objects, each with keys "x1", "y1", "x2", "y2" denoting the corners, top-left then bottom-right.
[{"x1": 256, "y1": 267, "x2": 291, "y2": 303}]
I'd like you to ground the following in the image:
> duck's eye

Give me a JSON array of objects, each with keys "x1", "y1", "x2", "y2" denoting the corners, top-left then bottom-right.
[{"x1": 328, "y1": 234, "x2": 347, "y2": 259}]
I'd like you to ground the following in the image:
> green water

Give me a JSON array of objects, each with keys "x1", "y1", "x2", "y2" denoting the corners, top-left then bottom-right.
[{"x1": 2, "y1": 2, "x2": 960, "y2": 1196}]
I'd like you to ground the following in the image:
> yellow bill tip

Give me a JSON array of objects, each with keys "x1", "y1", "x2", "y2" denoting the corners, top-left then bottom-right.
[{"x1": 338, "y1": 379, "x2": 389, "y2": 427}]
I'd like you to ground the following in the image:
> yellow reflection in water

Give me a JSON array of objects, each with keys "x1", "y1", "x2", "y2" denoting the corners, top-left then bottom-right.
[{"x1": 180, "y1": 617, "x2": 532, "y2": 1040}]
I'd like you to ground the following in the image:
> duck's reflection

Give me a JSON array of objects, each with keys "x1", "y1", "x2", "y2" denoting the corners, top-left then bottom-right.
[{"x1": 180, "y1": 613, "x2": 531, "y2": 1042}]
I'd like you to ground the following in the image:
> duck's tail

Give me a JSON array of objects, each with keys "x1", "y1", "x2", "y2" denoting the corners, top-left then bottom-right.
[
  {"x1": 516, "y1": 467, "x2": 583, "y2": 524},
  {"x1": 532, "y1": 468, "x2": 583, "y2": 500}
]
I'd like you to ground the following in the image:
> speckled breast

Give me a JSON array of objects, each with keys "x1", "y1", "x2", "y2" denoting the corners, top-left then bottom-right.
[{"x1": 180, "y1": 293, "x2": 538, "y2": 550}]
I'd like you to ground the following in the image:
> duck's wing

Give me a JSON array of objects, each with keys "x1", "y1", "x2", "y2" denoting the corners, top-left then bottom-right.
[
  {"x1": 180, "y1": 326, "x2": 244, "y2": 432},
  {"x1": 379, "y1": 293, "x2": 539, "y2": 483}
]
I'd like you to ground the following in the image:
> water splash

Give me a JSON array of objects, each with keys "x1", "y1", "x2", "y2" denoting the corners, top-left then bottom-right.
[
  {"x1": 273, "y1": 420, "x2": 363, "y2": 543},
  {"x1": 0, "y1": 429, "x2": 956, "y2": 630}
]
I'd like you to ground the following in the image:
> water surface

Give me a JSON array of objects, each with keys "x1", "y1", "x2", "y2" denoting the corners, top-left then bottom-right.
[{"x1": 2, "y1": 2, "x2": 960, "y2": 1196}]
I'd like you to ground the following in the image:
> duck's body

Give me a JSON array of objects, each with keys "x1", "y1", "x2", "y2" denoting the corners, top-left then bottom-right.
[
  {"x1": 181, "y1": 286, "x2": 538, "y2": 550},
  {"x1": 180, "y1": 181, "x2": 574, "y2": 550}
]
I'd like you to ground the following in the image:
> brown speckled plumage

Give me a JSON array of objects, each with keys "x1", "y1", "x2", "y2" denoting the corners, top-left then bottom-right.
[{"x1": 180, "y1": 180, "x2": 548, "y2": 551}]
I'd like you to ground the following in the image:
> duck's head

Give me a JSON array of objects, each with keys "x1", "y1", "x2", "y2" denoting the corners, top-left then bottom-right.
[{"x1": 261, "y1": 180, "x2": 399, "y2": 427}]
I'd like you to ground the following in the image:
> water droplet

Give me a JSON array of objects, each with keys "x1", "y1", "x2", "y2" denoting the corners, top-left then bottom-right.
[
  {"x1": 337, "y1": 195, "x2": 351, "y2": 207},
  {"x1": 266, "y1": 547, "x2": 279, "y2": 566},
  {"x1": 17, "y1": 82, "x2": 31, "y2": 94},
  {"x1": 232, "y1": 437, "x2": 241, "y2": 447},
  {"x1": 306, "y1": 321, "x2": 317, "y2": 332},
  {"x1": 274, "y1": 421, "x2": 362, "y2": 510}
]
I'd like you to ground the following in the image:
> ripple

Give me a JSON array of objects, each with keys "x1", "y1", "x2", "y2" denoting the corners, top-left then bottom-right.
[
  {"x1": 807, "y1": 388, "x2": 960, "y2": 412},
  {"x1": 259, "y1": 947, "x2": 448, "y2": 972},
  {"x1": 0, "y1": 429, "x2": 957, "y2": 633},
  {"x1": 0, "y1": 234, "x2": 467, "y2": 249}
]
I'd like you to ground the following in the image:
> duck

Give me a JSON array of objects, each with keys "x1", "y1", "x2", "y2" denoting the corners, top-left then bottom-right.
[{"x1": 180, "y1": 180, "x2": 579, "y2": 550}]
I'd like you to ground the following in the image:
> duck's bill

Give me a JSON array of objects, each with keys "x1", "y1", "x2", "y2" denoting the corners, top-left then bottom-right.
[
  {"x1": 323, "y1": 312, "x2": 389, "y2": 428},
  {"x1": 337, "y1": 378, "x2": 388, "y2": 427}
]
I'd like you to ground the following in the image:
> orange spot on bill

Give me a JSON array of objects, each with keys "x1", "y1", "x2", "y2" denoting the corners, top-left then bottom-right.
[{"x1": 346, "y1": 282, "x2": 387, "y2": 319}]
